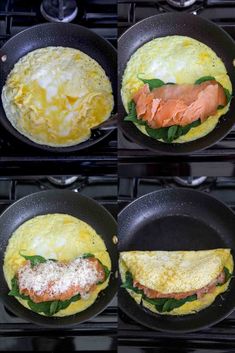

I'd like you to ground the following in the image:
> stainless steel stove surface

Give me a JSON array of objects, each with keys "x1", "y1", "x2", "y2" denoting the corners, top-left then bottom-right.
[
  {"x1": 118, "y1": 0, "x2": 235, "y2": 176},
  {"x1": 118, "y1": 176, "x2": 235, "y2": 353},
  {"x1": 0, "y1": 0, "x2": 117, "y2": 175},
  {"x1": 0, "y1": 176, "x2": 117, "y2": 352}
]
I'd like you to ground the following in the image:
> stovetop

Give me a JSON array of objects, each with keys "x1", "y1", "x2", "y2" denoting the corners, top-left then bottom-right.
[
  {"x1": 118, "y1": 0, "x2": 235, "y2": 176},
  {"x1": 0, "y1": 0, "x2": 117, "y2": 175},
  {"x1": 0, "y1": 176, "x2": 117, "y2": 352},
  {"x1": 118, "y1": 176, "x2": 235, "y2": 353}
]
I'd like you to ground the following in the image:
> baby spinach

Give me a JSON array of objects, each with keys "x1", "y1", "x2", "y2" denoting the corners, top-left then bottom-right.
[
  {"x1": 121, "y1": 271, "x2": 198, "y2": 312},
  {"x1": 8, "y1": 275, "x2": 81, "y2": 316},
  {"x1": 125, "y1": 97, "x2": 201, "y2": 143},
  {"x1": 124, "y1": 101, "x2": 146, "y2": 126},
  {"x1": 27, "y1": 293, "x2": 81, "y2": 316},
  {"x1": 137, "y1": 75, "x2": 165, "y2": 90},
  {"x1": 217, "y1": 267, "x2": 233, "y2": 287},
  {"x1": 81, "y1": 253, "x2": 95, "y2": 259},
  {"x1": 146, "y1": 119, "x2": 201, "y2": 143},
  {"x1": 224, "y1": 267, "x2": 233, "y2": 282},
  {"x1": 121, "y1": 271, "x2": 143, "y2": 295},
  {"x1": 19, "y1": 252, "x2": 48, "y2": 267},
  {"x1": 159, "y1": 295, "x2": 197, "y2": 313},
  {"x1": 224, "y1": 88, "x2": 232, "y2": 105},
  {"x1": 194, "y1": 76, "x2": 216, "y2": 85}
]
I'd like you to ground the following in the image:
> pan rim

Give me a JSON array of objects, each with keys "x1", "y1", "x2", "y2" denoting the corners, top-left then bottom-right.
[
  {"x1": 118, "y1": 12, "x2": 235, "y2": 44},
  {"x1": 118, "y1": 188, "x2": 235, "y2": 219},
  {"x1": 0, "y1": 22, "x2": 117, "y2": 153},
  {"x1": 0, "y1": 189, "x2": 117, "y2": 327},
  {"x1": 118, "y1": 288, "x2": 235, "y2": 333},
  {"x1": 118, "y1": 188, "x2": 235, "y2": 333},
  {"x1": 118, "y1": 13, "x2": 235, "y2": 155}
]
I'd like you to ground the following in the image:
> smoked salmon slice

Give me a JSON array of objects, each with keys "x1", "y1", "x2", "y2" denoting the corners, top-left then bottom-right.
[
  {"x1": 133, "y1": 81, "x2": 227, "y2": 129},
  {"x1": 17, "y1": 257, "x2": 105, "y2": 303},
  {"x1": 133, "y1": 270, "x2": 225, "y2": 301}
]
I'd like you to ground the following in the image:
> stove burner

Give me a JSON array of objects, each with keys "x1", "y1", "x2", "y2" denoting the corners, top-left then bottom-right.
[
  {"x1": 174, "y1": 176, "x2": 207, "y2": 187},
  {"x1": 40, "y1": 0, "x2": 78, "y2": 22},
  {"x1": 47, "y1": 176, "x2": 79, "y2": 186},
  {"x1": 166, "y1": 0, "x2": 197, "y2": 8}
]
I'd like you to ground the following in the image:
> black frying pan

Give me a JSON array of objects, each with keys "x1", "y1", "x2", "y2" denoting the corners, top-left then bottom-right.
[
  {"x1": 119, "y1": 189, "x2": 235, "y2": 332},
  {"x1": 118, "y1": 13, "x2": 235, "y2": 154},
  {"x1": 0, "y1": 190, "x2": 117, "y2": 327},
  {"x1": 0, "y1": 23, "x2": 117, "y2": 152}
]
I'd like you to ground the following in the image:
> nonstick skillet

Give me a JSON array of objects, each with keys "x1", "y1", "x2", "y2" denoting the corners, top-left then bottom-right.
[
  {"x1": 118, "y1": 13, "x2": 235, "y2": 154},
  {"x1": 0, "y1": 22, "x2": 117, "y2": 152},
  {"x1": 0, "y1": 190, "x2": 117, "y2": 327},
  {"x1": 119, "y1": 189, "x2": 235, "y2": 332}
]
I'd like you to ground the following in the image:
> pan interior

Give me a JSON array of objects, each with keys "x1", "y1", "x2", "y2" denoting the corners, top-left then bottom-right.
[
  {"x1": 0, "y1": 23, "x2": 117, "y2": 152},
  {"x1": 127, "y1": 215, "x2": 225, "y2": 251}
]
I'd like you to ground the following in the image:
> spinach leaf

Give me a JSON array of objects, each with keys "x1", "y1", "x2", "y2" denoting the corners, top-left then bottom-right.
[
  {"x1": 103, "y1": 265, "x2": 111, "y2": 281},
  {"x1": 224, "y1": 267, "x2": 233, "y2": 282},
  {"x1": 121, "y1": 271, "x2": 143, "y2": 295},
  {"x1": 121, "y1": 271, "x2": 134, "y2": 289},
  {"x1": 160, "y1": 295, "x2": 197, "y2": 313},
  {"x1": 19, "y1": 252, "x2": 47, "y2": 267},
  {"x1": 81, "y1": 253, "x2": 95, "y2": 259},
  {"x1": 137, "y1": 76, "x2": 165, "y2": 90},
  {"x1": 145, "y1": 125, "x2": 169, "y2": 141},
  {"x1": 124, "y1": 101, "x2": 146, "y2": 126},
  {"x1": 167, "y1": 126, "x2": 178, "y2": 143},
  {"x1": 142, "y1": 292, "x2": 197, "y2": 312},
  {"x1": 97, "y1": 260, "x2": 111, "y2": 284},
  {"x1": 217, "y1": 267, "x2": 233, "y2": 287},
  {"x1": 143, "y1": 296, "x2": 168, "y2": 306},
  {"x1": 195, "y1": 76, "x2": 215, "y2": 85},
  {"x1": 146, "y1": 119, "x2": 201, "y2": 143},
  {"x1": 223, "y1": 88, "x2": 232, "y2": 105},
  {"x1": 8, "y1": 276, "x2": 28, "y2": 300},
  {"x1": 8, "y1": 275, "x2": 81, "y2": 316}
]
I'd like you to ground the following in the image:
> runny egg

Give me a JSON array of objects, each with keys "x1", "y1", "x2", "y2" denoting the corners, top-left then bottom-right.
[
  {"x1": 3, "y1": 214, "x2": 111, "y2": 317},
  {"x1": 121, "y1": 35, "x2": 232, "y2": 143},
  {"x1": 2, "y1": 47, "x2": 114, "y2": 147}
]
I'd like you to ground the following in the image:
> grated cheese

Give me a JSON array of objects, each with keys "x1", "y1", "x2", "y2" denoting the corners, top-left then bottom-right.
[{"x1": 17, "y1": 257, "x2": 104, "y2": 300}]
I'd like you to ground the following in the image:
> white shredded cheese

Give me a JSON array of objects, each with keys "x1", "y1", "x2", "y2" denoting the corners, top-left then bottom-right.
[{"x1": 17, "y1": 258, "x2": 103, "y2": 300}]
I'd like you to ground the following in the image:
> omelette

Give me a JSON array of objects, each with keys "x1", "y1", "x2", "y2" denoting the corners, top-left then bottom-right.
[
  {"x1": 2, "y1": 47, "x2": 114, "y2": 147},
  {"x1": 119, "y1": 250, "x2": 233, "y2": 315},
  {"x1": 3, "y1": 214, "x2": 111, "y2": 317},
  {"x1": 121, "y1": 36, "x2": 232, "y2": 143}
]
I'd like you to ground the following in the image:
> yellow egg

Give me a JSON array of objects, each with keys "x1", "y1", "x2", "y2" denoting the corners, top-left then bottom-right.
[
  {"x1": 121, "y1": 35, "x2": 232, "y2": 143},
  {"x1": 3, "y1": 214, "x2": 111, "y2": 317},
  {"x1": 2, "y1": 47, "x2": 114, "y2": 147}
]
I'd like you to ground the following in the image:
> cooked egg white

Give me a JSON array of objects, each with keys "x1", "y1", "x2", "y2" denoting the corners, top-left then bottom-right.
[
  {"x1": 121, "y1": 36, "x2": 232, "y2": 143},
  {"x1": 3, "y1": 213, "x2": 111, "y2": 317},
  {"x1": 119, "y1": 250, "x2": 233, "y2": 315},
  {"x1": 2, "y1": 47, "x2": 114, "y2": 147}
]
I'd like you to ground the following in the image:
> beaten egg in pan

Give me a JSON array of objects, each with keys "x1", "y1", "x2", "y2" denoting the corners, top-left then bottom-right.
[
  {"x1": 122, "y1": 35, "x2": 232, "y2": 143},
  {"x1": 3, "y1": 214, "x2": 111, "y2": 317},
  {"x1": 2, "y1": 47, "x2": 114, "y2": 147}
]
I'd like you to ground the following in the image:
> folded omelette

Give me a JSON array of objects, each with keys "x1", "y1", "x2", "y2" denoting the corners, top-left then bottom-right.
[{"x1": 119, "y1": 250, "x2": 233, "y2": 315}]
